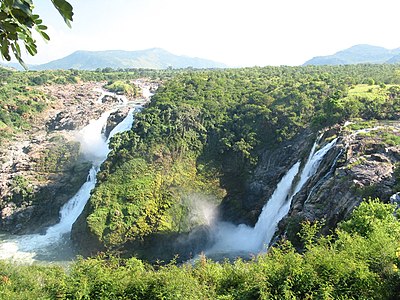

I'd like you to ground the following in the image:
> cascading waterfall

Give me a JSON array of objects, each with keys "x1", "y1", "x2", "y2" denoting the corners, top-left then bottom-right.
[
  {"x1": 0, "y1": 105, "x2": 137, "y2": 264},
  {"x1": 206, "y1": 137, "x2": 337, "y2": 257},
  {"x1": 304, "y1": 147, "x2": 343, "y2": 204}
]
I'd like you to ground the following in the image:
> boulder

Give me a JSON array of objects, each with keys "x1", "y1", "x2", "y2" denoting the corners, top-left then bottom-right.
[{"x1": 103, "y1": 107, "x2": 131, "y2": 138}]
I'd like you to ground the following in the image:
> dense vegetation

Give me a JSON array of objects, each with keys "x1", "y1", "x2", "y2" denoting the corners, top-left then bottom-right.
[
  {"x1": 0, "y1": 0, "x2": 73, "y2": 66},
  {"x1": 2, "y1": 65, "x2": 400, "y2": 298},
  {"x1": 84, "y1": 64, "x2": 400, "y2": 253},
  {"x1": 104, "y1": 80, "x2": 141, "y2": 97},
  {"x1": 1, "y1": 200, "x2": 400, "y2": 299},
  {"x1": 0, "y1": 67, "x2": 176, "y2": 145},
  {"x1": 0, "y1": 67, "x2": 49, "y2": 143}
]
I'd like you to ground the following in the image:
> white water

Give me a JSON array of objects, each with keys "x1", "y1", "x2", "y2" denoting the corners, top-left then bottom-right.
[
  {"x1": 0, "y1": 107, "x2": 136, "y2": 264},
  {"x1": 94, "y1": 88, "x2": 128, "y2": 104},
  {"x1": 207, "y1": 138, "x2": 337, "y2": 257}
]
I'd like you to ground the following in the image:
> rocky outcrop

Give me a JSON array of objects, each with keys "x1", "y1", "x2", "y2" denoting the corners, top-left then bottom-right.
[
  {"x1": 0, "y1": 82, "x2": 133, "y2": 233},
  {"x1": 278, "y1": 122, "x2": 400, "y2": 245},
  {"x1": 104, "y1": 106, "x2": 131, "y2": 137},
  {"x1": 219, "y1": 128, "x2": 317, "y2": 226},
  {"x1": 219, "y1": 121, "x2": 400, "y2": 249},
  {"x1": 0, "y1": 138, "x2": 92, "y2": 233}
]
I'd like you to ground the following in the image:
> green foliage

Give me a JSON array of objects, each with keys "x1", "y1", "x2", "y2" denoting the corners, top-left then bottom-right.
[
  {"x1": 393, "y1": 163, "x2": 400, "y2": 192},
  {"x1": 104, "y1": 80, "x2": 141, "y2": 97},
  {"x1": 339, "y1": 198, "x2": 399, "y2": 237},
  {"x1": 0, "y1": 260, "x2": 66, "y2": 299},
  {"x1": 88, "y1": 64, "x2": 400, "y2": 253},
  {"x1": 3, "y1": 65, "x2": 400, "y2": 298},
  {"x1": 34, "y1": 139, "x2": 80, "y2": 173},
  {"x1": 88, "y1": 152, "x2": 223, "y2": 248},
  {"x1": 0, "y1": 0, "x2": 73, "y2": 67},
  {"x1": 0, "y1": 68, "x2": 61, "y2": 144},
  {"x1": 381, "y1": 131, "x2": 400, "y2": 146},
  {"x1": 0, "y1": 67, "x2": 172, "y2": 145},
  {"x1": 345, "y1": 119, "x2": 378, "y2": 131},
  {"x1": 1, "y1": 200, "x2": 400, "y2": 299},
  {"x1": 8, "y1": 175, "x2": 34, "y2": 204},
  {"x1": 87, "y1": 158, "x2": 173, "y2": 246},
  {"x1": 124, "y1": 66, "x2": 400, "y2": 170},
  {"x1": 0, "y1": 81, "x2": 49, "y2": 143}
]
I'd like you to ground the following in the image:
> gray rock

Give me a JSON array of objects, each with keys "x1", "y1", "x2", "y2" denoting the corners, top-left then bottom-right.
[
  {"x1": 103, "y1": 107, "x2": 131, "y2": 138},
  {"x1": 219, "y1": 128, "x2": 316, "y2": 226},
  {"x1": 0, "y1": 82, "x2": 112, "y2": 233},
  {"x1": 390, "y1": 192, "x2": 400, "y2": 210},
  {"x1": 278, "y1": 123, "x2": 400, "y2": 245}
]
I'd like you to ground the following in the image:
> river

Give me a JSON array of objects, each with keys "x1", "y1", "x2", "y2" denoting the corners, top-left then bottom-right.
[{"x1": 0, "y1": 83, "x2": 152, "y2": 264}]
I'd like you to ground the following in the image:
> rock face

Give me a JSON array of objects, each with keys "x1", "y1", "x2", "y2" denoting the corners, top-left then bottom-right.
[
  {"x1": 0, "y1": 82, "x2": 131, "y2": 233},
  {"x1": 71, "y1": 118, "x2": 400, "y2": 260},
  {"x1": 219, "y1": 128, "x2": 316, "y2": 226},
  {"x1": 219, "y1": 121, "x2": 400, "y2": 249},
  {"x1": 278, "y1": 122, "x2": 400, "y2": 245},
  {"x1": 104, "y1": 106, "x2": 131, "y2": 137}
]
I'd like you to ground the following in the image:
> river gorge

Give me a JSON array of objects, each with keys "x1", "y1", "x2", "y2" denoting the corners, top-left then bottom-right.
[
  {"x1": 1, "y1": 70, "x2": 400, "y2": 266},
  {"x1": 0, "y1": 81, "x2": 151, "y2": 263},
  {"x1": 1, "y1": 66, "x2": 400, "y2": 298}
]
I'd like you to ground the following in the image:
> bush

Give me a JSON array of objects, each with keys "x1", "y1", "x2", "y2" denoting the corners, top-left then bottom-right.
[
  {"x1": 1, "y1": 200, "x2": 399, "y2": 299},
  {"x1": 104, "y1": 80, "x2": 140, "y2": 97}
]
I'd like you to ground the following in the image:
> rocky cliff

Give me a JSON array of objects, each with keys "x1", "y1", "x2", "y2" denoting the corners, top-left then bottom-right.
[
  {"x1": 0, "y1": 82, "x2": 132, "y2": 233},
  {"x1": 277, "y1": 121, "x2": 400, "y2": 246},
  {"x1": 70, "y1": 120, "x2": 400, "y2": 261},
  {"x1": 218, "y1": 121, "x2": 400, "y2": 250},
  {"x1": 219, "y1": 128, "x2": 317, "y2": 226}
]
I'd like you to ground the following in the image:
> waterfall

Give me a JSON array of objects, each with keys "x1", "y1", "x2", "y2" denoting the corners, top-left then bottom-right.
[
  {"x1": 304, "y1": 147, "x2": 343, "y2": 204},
  {"x1": 206, "y1": 137, "x2": 337, "y2": 258},
  {"x1": 0, "y1": 107, "x2": 136, "y2": 263}
]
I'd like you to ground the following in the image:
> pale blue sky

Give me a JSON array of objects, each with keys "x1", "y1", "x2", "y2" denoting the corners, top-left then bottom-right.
[{"x1": 25, "y1": 0, "x2": 400, "y2": 66}]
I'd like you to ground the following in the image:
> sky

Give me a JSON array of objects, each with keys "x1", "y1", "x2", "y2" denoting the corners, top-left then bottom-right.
[{"x1": 22, "y1": 0, "x2": 400, "y2": 67}]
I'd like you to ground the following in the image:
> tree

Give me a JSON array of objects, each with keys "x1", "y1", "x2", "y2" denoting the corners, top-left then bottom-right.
[{"x1": 0, "y1": 0, "x2": 73, "y2": 68}]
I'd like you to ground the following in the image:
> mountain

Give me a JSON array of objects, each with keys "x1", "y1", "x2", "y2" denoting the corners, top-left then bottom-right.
[
  {"x1": 304, "y1": 44, "x2": 400, "y2": 65},
  {"x1": 30, "y1": 48, "x2": 227, "y2": 70},
  {"x1": 385, "y1": 53, "x2": 400, "y2": 64},
  {"x1": 0, "y1": 62, "x2": 31, "y2": 71}
]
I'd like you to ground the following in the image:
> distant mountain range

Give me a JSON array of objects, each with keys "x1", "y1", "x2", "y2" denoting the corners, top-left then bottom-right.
[
  {"x1": 5, "y1": 45, "x2": 400, "y2": 70},
  {"x1": 304, "y1": 44, "x2": 400, "y2": 65},
  {"x1": 3, "y1": 48, "x2": 227, "y2": 71}
]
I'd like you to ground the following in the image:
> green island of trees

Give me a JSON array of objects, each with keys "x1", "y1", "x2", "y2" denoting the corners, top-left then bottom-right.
[{"x1": 84, "y1": 64, "x2": 400, "y2": 255}]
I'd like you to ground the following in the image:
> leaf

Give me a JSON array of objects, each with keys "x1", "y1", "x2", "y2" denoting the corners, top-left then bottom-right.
[
  {"x1": 11, "y1": 42, "x2": 21, "y2": 58},
  {"x1": 51, "y1": 0, "x2": 73, "y2": 27},
  {"x1": 38, "y1": 30, "x2": 50, "y2": 41},
  {"x1": 4, "y1": 0, "x2": 13, "y2": 8},
  {"x1": 2, "y1": 21, "x2": 18, "y2": 34},
  {"x1": 17, "y1": 31, "x2": 27, "y2": 40},
  {"x1": 12, "y1": 0, "x2": 33, "y2": 16},
  {"x1": 0, "y1": 12, "x2": 8, "y2": 21},
  {"x1": 37, "y1": 24, "x2": 47, "y2": 31},
  {"x1": 25, "y1": 42, "x2": 37, "y2": 56},
  {"x1": 0, "y1": 0, "x2": 72, "y2": 67},
  {"x1": 0, "y1": 39, "x2": 10, "y2": 59},
  {"x1": 10, "y1": 42, "x2": 25, "y2": 69}
]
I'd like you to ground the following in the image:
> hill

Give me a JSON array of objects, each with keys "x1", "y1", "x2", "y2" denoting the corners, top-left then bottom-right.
[
  {"x1": 30, "y1": 48, "x2": 227, "y2": 70},
  {"x1": 304, "y1": 44, "x2": 400, "y2": 65}
]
